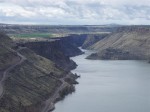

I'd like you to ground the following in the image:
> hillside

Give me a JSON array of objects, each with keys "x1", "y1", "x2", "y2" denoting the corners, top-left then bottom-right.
[
  {"x1": 87, "y1": 26, "x2": 150, "y2": 60},
  {"x1": 22, "y1": 35, "x2": 87, "y2": 71},
  {"x1": 0, "y1": 33, "x2": 79, "y2": 112},
  {"x1": 82, "y1": 33, "x2": 109, "y2": 49}
]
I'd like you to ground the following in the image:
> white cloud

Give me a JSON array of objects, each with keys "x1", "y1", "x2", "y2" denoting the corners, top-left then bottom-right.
[
  {"x1": 0, "y1": 3, "x2": 36, "y2": 17},
  {"x1": 0, "y1": 0, "x2": 150, "y2": 24}
]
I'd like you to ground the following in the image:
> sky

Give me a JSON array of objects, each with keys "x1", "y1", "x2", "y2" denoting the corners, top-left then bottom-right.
[{"x1": 0, "y1": 0, "x2": 150, "y2": 25}]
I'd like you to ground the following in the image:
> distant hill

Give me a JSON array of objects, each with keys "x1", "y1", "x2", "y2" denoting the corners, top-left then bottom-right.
[
  {"x1": 87, "y1": 26, "x2": 150, "y2": 60},
  {"x1": 0, "y1": 24, "x2": 118, "y2": 34}
]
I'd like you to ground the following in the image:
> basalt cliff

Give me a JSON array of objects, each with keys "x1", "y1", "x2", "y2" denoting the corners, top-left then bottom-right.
[{"x1": 0, "y1": 33, "x2": 83, "y2": 112}]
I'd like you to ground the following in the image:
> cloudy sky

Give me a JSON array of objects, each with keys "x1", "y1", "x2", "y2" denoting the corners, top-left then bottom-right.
[{"x1": 0, "y1": 0, "x2": 150, "y2": 25}]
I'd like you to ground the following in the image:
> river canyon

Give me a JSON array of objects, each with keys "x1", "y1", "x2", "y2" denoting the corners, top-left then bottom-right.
[{"x1": 54, "y1": 49, "x2": 150, "y2": 112}]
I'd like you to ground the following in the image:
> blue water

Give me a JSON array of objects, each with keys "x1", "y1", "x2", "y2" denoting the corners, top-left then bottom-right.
[{"x1": 53, "y1": 49, "x2": 150, "y2": 112}]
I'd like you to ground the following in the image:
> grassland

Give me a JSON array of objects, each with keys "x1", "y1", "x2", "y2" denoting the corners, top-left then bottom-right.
[
  {"x1": 11, "y1": 33, "x2": 53, "y2": 38},
  {"x1": 10, "y1": 32, "x2": 110, "y2": 39}
]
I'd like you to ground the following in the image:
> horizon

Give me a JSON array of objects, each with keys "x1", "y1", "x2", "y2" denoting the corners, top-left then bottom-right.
[
  {"x1": 0, "y1": 22, "x2": 150, "y2": 26},
  {"x1": 0, "y1": 0, "x2": 150, "y2": 25}
]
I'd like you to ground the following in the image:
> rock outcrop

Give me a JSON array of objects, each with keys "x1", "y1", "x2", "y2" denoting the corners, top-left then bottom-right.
[{"x1": 23, "y1": 35, "x2": 87, "y2": 71}]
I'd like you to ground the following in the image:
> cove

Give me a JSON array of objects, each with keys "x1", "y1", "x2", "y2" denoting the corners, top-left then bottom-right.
[{"x1": 53, "y1": 49, "x2": 150, "y2": 112}]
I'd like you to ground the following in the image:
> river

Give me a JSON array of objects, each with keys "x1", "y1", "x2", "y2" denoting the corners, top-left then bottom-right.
[{"x1": 53, "y1": 49, "x2": 150, "y2": 112}]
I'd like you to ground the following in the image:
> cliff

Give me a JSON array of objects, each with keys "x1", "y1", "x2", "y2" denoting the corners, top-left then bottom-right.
[
  {"x1": 82, "y1": 33, "x2": 109, "y2": 49},
  {"x1": 87, "y1": 26, "x2": 150, "y2": 60},
  {"x1": 0, "y1": 33, "x2": 79, "y2": 112},
  {"x1": 23, "y1": 35, "x2": 86, "y2": 71}
]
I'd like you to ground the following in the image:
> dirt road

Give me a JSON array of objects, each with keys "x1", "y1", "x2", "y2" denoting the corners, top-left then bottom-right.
[{"x1": 0, "y1": 51, "x2": 26, "y2": 99}]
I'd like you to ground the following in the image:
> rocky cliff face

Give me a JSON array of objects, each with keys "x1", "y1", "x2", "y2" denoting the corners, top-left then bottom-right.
[
  {"x1": 61, "y1": 34, "x2": 87, "y2": 47},
  {"x1": 87, "y1": 26, "x2": 150, "y2": 60},
  {"x1": 0, "y1": 33, "x2": 79, "y2": 112},
  {"x1": 24, "y1": 41, "x2": 77, "y2": 71},
  {"x1": 23, "y1": 35, "x2": 86, "y2": 71},
  {"x1": 82, "y1": 33, "x2": 109, "y2": 49}
]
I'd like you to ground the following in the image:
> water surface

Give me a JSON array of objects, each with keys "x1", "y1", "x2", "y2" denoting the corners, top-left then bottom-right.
[{"x1": 53, "y1": 49, "x2": 150, "y2": 112}]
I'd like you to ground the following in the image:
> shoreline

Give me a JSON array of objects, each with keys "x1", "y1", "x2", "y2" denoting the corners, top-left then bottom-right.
[
  {"x1": 46, "y1": 50, "x2": 150, "y2": 112},
  {"x1": 41, "y1": 73, "x2": 79, "y2": 112}
]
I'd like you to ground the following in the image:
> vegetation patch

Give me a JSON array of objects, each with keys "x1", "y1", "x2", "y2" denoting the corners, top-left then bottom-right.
[{"x1": 11, "y1": 33, "x2": 53, "y2": 38}]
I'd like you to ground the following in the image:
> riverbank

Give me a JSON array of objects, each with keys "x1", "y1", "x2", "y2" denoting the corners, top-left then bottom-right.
[
  {"x1": 0, "y1": 33, "x2": 84, "y2": 112},
  {"x1": 53, "y1": 48, "x2": 150, "y2": 112},
  {"x1": 41, "y1": 73, "x2": 79, "y2": 112}
]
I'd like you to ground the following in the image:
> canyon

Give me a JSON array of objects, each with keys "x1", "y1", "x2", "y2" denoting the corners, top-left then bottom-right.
[{"x1": 0, "y1": 25, "x2": 150, "y2": 112}]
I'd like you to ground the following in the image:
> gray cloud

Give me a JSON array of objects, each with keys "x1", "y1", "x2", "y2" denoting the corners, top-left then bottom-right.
[{"x1": 0, "y1": 0, "x2": 150, "y2": 24}]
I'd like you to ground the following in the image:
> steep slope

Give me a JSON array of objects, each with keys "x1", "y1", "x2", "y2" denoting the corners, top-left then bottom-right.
[
  {"x1": 61, "y1": 34, "x2": 87, "y2": 48},
  {"x1": 0, "y1": 33, "x2": 78, "y2": 112},
  {"x1": 23, "y1": 36, "x2": 85, "y2": 71},
  {"x1": 87, "y1": 26, "x2": 150, "y2": 60},
  {"x1": 82, "y1": 33, "x2": 109, "y2": 49},
  {"x1": 0, "y1": 48, "x2": 61, "y2": 112},
  {"x1": 0, "y1": 33, "x2": 20, "y2": 73},
  {"x1": 23, "y1": 41, "x2": 77, "y2": 71},
  {"x1": 0, "y1": 45, "x2": 20, "y2": 71}
]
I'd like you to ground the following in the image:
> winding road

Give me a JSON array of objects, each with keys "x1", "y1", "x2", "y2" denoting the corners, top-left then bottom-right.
[
  {"x1": 0, "y1": 46, "x2": 71, "y2": 112},
  {"x1": 0, "y1": 50, "x2": 26, "y2": 99}
]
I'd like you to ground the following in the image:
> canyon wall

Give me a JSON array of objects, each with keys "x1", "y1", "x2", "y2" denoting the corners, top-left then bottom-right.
[
  {"x1": 82, "y1": 33, "x2": 109, "y2": 49},
  {"x1": 87, "y1": 26, "x2": 150, "y2": 60},
  {"x1": 23, "y1": 34, "x2": 87, "y2": 71},
  {"x1": 0, "y1": 33, "x2": 81, "y2": 112}
]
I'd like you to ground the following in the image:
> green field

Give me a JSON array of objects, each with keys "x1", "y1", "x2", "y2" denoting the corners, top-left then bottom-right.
[{"x1": 12, "y1": 33, "x2": 53, "y2": 38}]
